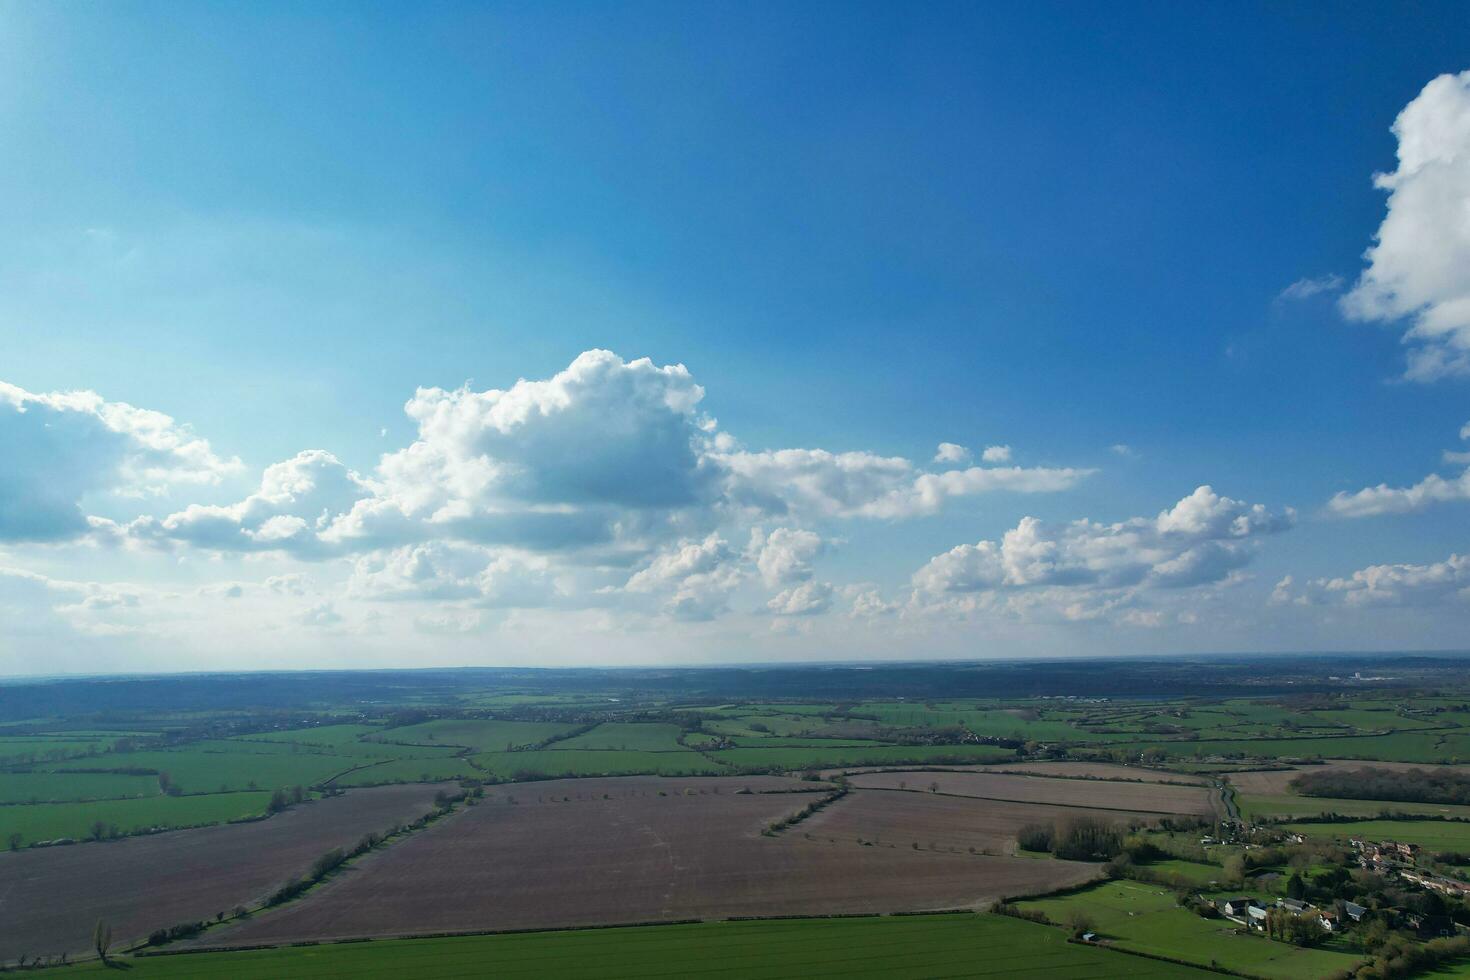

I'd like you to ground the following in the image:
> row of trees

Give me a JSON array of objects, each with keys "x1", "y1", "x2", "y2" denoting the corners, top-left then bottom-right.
[{"x1": 1291, "y1": 767, "x2": 1470, "y2": 806}]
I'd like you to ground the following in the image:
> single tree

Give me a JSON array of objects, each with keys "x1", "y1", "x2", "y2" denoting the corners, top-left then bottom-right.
[{"x1": 93, "y1": 920, "x2": 112, "y2": 964}]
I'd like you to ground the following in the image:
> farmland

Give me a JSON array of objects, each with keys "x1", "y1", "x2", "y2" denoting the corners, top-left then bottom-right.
[
  {"x1": 0, "y1": 783, "x2": 447, "y2": 962},
  {"x1": 10, "y1": 660, "x2": 1470, "y2": 975},
  {"x1": 801, "y1": 787, "x2": 1176, "y2": 855},
  {"x1": 845, "y1": 769, "x2": 1217, "y2": 816},
  {"x1": 189, "y1": 775, "x2": 1099, "y2": 948},
  {"x1": 0, "y1": 790, "x2": 276, "y2": 846},
  {"x1": 31, "y1": 913, "x2": 1214, "y2": 978}
]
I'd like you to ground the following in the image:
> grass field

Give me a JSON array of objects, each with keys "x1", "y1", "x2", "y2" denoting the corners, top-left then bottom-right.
[
  {"x1": 1282, "y1": 818, "x2": 1470, "y2": 851},
  {"x1": 1145, "y1": 858, "x2": 1226, "y2": 885},
  {"x1": 471, "y1": 748, "x2": 729, "y2": 778},
  {"x1": 0, "y1": 790, "x2": 275, "y2": 845},
  {"x1": 1118, "y1": 732, "x2": 1468, "y2": 764},
  {"x1": 554, "y1": 723, "x2": 692, "y2": 751},
  {"x1": 367, "y1": 719, "x2": 578, "y2": 752},
  {"x1": 709, "y1": 743, "x2": 1014, "y2": 770},
  {"x1": 1238, "y1": 793, "x2": 1470, "y2": 821},
  {"x1": 241, "y1": 725, "x2": 385, "y2": 746},
  {"x1": 0, "y1": 771, "x2": 161, "y2": 804},
  {"x1": 52, "y1": 749, "x2": 367, "y2": 793},
  {"x1": 31, "y1": 913, "x2": 1214, "y2": 978},
  {"x1": 1016, "y1": 880, "x2": 1364, "y2": 979},
  {"x1": 329, "y1": 756, "x2": 474, "y2": 786},
  {"x1": 0, "y1": 737, "x2": 119, "y2": 763}
]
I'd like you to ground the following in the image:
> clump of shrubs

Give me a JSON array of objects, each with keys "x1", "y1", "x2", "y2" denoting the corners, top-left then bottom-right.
[{"x1": 147, "y1": 920, "x2": 206, "y2": 946}]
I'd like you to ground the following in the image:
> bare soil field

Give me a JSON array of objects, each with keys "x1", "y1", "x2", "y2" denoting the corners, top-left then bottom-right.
[
  {"x1": 803, "y1": 788, "x2": 1180, "y2": 855},
  {"x1": 819, "y1": 762, "x2": 1207, "y2": 784},
  {"x1": 846, "y1": 770, "x2": 1214, "y2": 815},
  {"x1": 0, "y1": 782, "x2": 445, "y2": 961},
  {"x1": 989, "y1": 761, "x2": 1210, "y2": 784},
  {"x1": 1226, "y1": 760, "x2": 1470, "y2": 796},
  {"x1": 192, "y1": 775, "x2": 1096, "y2": 947}
]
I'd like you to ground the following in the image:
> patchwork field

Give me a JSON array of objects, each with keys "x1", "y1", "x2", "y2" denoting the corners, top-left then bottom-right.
[
  {"x1": 0, "y1": 783, "x2": 447, "y2": 961},
  {"x1": 191, "y1": 775, "x2": 1097, "y2": 948},
  {"x1": 32, "y1": 913, "x2": 1214, "y2": 978},
  {"x1": 846, "y1": 769, "x2": 1216, "y2": 815}
]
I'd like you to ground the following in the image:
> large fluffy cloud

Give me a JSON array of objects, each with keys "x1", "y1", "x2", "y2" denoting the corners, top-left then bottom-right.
[
  {"x1": 2, "y1": 350, "x2": 1111, "y2": 640},
  {"x1": 130, "y1": 450, "x2": 372, "y2": 555},
  {"x1": 346, "y1": 542, "x2": 559, "y2": 608},
  {"x1": 913, "y1": 486, "x2": 1293, "y2": 598},
  {"x1": 750, "y1": 527, "x2": 824, "y2": 587},
  {"x1": 1341, "y1": 70, "x2": 1470, "y2": 381},
  {"x1": 0, "y1": 382, "x2": 239, "y2": 541},
  {"x1": 120, "y1": 350, "x2": 1092, "y2": 560},
  {"x1": 623, "y1": 533, "x2": 742, "y2": 621}
]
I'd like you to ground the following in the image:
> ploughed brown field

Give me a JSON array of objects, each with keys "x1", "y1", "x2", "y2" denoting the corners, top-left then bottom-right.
[
  {"x1": 192, "y1": 775, "x2": 1098, "y2": 947},
  {"x1": 987, "y1": 761, "x2": 1210, "y2": 784},
  {"x1": 0, "y1": 783, "x2": 445, "y2": 961},
  {"x1": 845, "y1": 770, "x2": 1216, "y2": 816},
  {"x1": 802, "y1": 785, "x2": 1190, "y2": 855},
  {"x1": 1226, "y1": 760, "x2": 1470, "y2": 796}
]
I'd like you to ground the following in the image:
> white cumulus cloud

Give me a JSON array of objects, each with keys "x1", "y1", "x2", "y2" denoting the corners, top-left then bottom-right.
[
  {"x1": 0, "y1": 381, "x2": 240, "y2": 541},
  {"x1": 934, "y1": 442, "x2": 971, "y2": 464},
  {"x1": 1341, "y1": 70, "x2": 1470, "y2": 381},
  {"x1": 981, "y1": 445, "x2": 1012, "y2": 463},
  {"x1": 913, "y1": 486, "x2": 1293, "y2": 598}
]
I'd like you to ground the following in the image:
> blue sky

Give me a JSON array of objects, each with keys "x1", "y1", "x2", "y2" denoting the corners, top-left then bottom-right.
[{"x1": 2, "y1": 2, "x2": 1468, "y2": 674}]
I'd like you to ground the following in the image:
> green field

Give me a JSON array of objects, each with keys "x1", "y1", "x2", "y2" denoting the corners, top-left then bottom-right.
[
  {"x1": 472, "y1": 748, "x2": 729, "y2": 778},
  {"x1": 1238, "y1": 793, "x2": 1470, "y2": 821},
  {"x1": 1145, "y1": 858, "x2": 1227, "y2": 886},
  {"x1": 1017, "y1": 880, "x2": 1364, "y2": 979},
  {"x1": 1283, "y1": 818, "x2": 1470, "y2": 852},
  {"x1": 329, "y1": 756, "x2": 474, "y2": 786},
  {"x1": 367, "y1": 719, "x2": 578, "y2": 752},
  {"x1": 32, "y1": 913, "x2": 1213, "y2": 978},
  {"x1": 708, "y1": 743, "x2": 1014, "y2": 770},
  {"x1": 0, "y1": 791, "x2": 275, "y2": 845},
  {"x1": 0, "y1": 737, "x2": 120, "y2": 763},
  {"x1": 1116, "y1": 731, "x2": 1469, "y2": 764},
  {"x1": 241, "y1": 725, "x2": 385, "y2": 746},
  {"x1": 0, "y1": 771, "x2": 161, "y2": 804},
  {"x1": 554, "y1": 723, "x2": 691, "y2": 752},
  {"x1": 52, "y1": 749, "x2": 365, "y2": 793}
]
